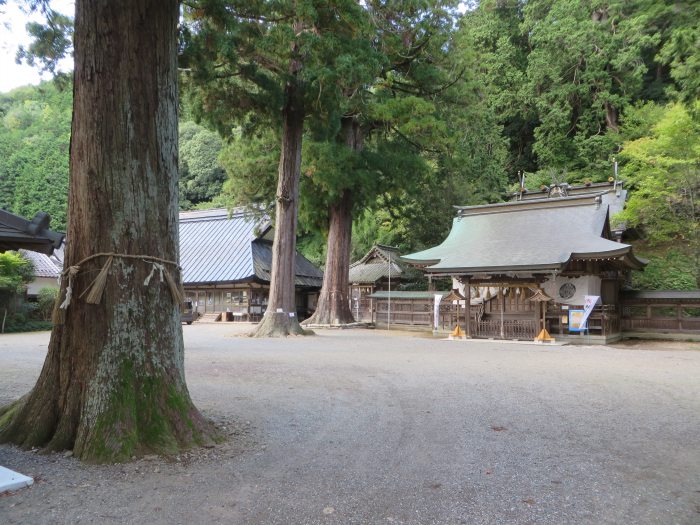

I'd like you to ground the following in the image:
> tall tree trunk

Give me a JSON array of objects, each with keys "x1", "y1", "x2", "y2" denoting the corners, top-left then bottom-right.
[
  {"x1": 604, "y1": 101, "x2": 619, "y2": 132},
  {"x1": 252, "y1": 85, "x2": 308, "y2": 337},
  {"x1": 303, "y1": 117, "x2": 361, "y2": 326},
  {"x1": 0, "y1": 0, "x2": 215, "y2": 462}
]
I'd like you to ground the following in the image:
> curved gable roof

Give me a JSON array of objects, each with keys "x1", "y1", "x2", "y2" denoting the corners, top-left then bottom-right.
[
  {"x1": 403, "y1": 195, "x2": 644, "y2": 273},
  {"x1": 349, "y1": 245, "x2": 404, "y2": 284}
]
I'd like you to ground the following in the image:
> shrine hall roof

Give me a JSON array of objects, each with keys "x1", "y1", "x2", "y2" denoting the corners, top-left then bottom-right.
[
  {"x1": 349, "y1": 245, "x2": 405, "y2": 284},
  {"x1": 401, "y1": 194, "x2": 645, "y2": 274},
  {"x1": 179, "y1": 208, "x2": 322, "y2": 287}
]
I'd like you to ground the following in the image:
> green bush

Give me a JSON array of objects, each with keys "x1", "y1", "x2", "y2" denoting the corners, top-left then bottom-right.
[
  {"x1": 2, "y1": 320, "x2": 52, "y2": 333},
  {"x1": 36, "y1": 287, "x2": 59, "y2": 321},
  {"x1": 631, "y1": 249, "x2": 698, "y2": 291}
]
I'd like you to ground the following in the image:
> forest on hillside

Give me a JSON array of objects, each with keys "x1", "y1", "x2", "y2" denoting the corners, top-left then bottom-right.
[{"x1": 1, "y1": 0, "x2": 698, "y2": 289}]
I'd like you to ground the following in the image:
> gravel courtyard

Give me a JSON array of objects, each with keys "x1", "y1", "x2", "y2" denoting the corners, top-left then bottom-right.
[{"x1": 1, "y1": 325, "x2": 699, "y2": 524}]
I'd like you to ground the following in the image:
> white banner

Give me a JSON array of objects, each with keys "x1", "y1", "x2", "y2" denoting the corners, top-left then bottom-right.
[
  {"x1": 579, "y1": 295, "x2": 600, "y2": 329},
  {"x1": 433, "y1": 294, "x2": 443, "y2": 330}
]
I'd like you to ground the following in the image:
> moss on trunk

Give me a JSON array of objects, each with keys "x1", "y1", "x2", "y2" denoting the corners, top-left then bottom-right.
[{"x1": 0, "y1": 0, "x2": 217, "y2": 463}]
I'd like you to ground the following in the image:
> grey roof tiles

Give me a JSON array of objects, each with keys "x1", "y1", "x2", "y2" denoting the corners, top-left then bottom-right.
[{"x1": 18, "y1": 249, "x2": 61, "y2": 278}]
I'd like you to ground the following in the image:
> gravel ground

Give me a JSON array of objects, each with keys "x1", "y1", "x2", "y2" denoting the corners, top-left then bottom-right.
[{"x1": 1, "y1": 325, "x2": 699, "y2": 525}]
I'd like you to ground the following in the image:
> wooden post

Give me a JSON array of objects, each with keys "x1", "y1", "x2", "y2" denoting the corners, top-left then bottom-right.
[
  {"x1": 533, "y1": 288, "x2": 539, "y2": 337},
  {"x1": 499, "y1": 287, "x2": 505, "y2": 339},
  {"x1": 465, "y1": 278, "x2": 471, "y2": 338}
]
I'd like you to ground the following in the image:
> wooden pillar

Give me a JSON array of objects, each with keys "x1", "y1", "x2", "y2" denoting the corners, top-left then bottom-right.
[
  {"x1": 499, "y1": 287, "x2": 505, "y2": 339},
  {"x1": 465, "y1": 278, "x2": 471, "y2": 338},
  {"x1": 533, "y1": 288, "x2": 539, "y2": 335}
]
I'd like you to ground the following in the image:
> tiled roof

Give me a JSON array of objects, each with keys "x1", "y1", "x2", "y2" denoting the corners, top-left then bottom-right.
[
  {"x1": 179, "y1": 208, "x2": 322, "y2": 287},
  {"x1": 18, "y1": 249, "x2": 61, "y2": 278}
]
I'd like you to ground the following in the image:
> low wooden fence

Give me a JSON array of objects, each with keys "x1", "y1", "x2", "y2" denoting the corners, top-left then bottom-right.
[
  {"x1": 474, "y1": 319, "x2": 538, "y2": 339},
  {"x1": 621, "y1": 291, "x2": 700, "y2": 333},
  {"x1": 372, "y1": 296, "x2": 539, "y2": 339}
]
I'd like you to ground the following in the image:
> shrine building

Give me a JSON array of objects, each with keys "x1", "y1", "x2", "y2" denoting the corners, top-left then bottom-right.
[{"x1": 401, "y1": 182, "x2": 646, "y2": 343}]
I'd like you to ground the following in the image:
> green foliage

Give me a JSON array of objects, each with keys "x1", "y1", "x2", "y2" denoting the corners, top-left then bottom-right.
[
  {"x1": 218, "y1": 128, "x2": 279, "y2": 213},
  {"x1": 618, "y1": 102, "x2": 699, "y2": 242},
  {"x1": 0, "y1": 252, "x2": 33, "y2": 291},
  {"x1": 13, "y1": 1, "x2": 73, "y2": 85},
  {"x1": 459, "y1": 0, "x2": 536, "y2": 175},
  {"x1": 0, "y1": 81, "x2": 71, "y2": 229},
  {"x1": 657, "y1": 3, "x2": 700, "y2": 104},
  {"x1": 522, "y1": 0, "x2": 658, "y2": 175},
  {"x1": 630, "y1": 248, "x2": 697, "y2": 291},
  {"x1": 1, "y1": 320, "x2": 53, "y2": 333},
  {"x1": 618, "y1": 101, "x2": 700, "y2": 287},
  {"x1": 36, "y1": 286, "x2": 58, "y2": 321},
  {"x1": 461, "y1": 0, "x2": 700, "y2": 184},
  {"x1": 0, "y1": 251, "x2": 37, "y2": 333},
  {"x1": 179, "y1": 121, "x2": 227, "y2": 209},
  {"x1": 181, "y1": 0, "x2": 382, "y2": 136},
  {"x1": 16, "y1": 12, "x2": 73, "y2": 88},
  {"x1": 351, "y1": 207, "x2": 411, "y2": 261}
]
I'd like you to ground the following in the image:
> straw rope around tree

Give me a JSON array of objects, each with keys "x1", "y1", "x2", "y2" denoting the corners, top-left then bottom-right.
[{"x1": 52, "y1": 252, "x2": 185, "y2": 325}]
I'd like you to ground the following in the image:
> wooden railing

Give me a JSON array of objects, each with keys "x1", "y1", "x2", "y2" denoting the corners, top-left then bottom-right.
[
  {"x1": 621, "y1": 315, "x2": 700, "y2": 332},
  {"x1": 620, "y1": 299, "x2": 700, "y2": 333},
  {"x1": 474, "y1": 319, "x2": 537, "y2": 339}
]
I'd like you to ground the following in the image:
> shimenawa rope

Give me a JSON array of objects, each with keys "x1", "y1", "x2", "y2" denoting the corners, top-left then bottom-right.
[{"x1": 52, "y1": 252, "x2": 184, "y2": 325}]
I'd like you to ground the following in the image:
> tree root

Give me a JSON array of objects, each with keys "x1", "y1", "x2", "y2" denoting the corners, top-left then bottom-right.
[{"x1": 251, "y1": 312, "x2": 314, "y2": 337}]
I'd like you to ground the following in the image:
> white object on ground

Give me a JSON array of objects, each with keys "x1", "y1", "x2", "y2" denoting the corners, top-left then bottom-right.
[{"x1": 0, "y1": 465, "x2": 34, "y2": 492}]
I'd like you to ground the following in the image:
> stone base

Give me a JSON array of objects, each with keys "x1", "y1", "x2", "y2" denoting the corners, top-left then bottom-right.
[{"x1": 0, "y1": 466, "x2": 33, "y2": 493}]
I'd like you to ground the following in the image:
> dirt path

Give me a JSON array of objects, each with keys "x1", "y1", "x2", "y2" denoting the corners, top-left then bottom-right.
[{"x1": 1, "y1": 325, "x2": 699, "y2": 524}]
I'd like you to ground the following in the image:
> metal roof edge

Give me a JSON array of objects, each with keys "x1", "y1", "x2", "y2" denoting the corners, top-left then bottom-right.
[
  {"x1": 453, "y1": 192, "x2": 608, "y2": 217},
  {"x1": 179, "y1": 206, "x2": 269, "y2": 225},
  {"x1": 182, "y1": 275, "x2": 258, "y2": 287}
]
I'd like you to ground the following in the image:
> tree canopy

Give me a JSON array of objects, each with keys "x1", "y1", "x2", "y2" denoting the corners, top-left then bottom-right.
[{"x1": 3, "y1": 0, "x2": 700, "y2": 291}]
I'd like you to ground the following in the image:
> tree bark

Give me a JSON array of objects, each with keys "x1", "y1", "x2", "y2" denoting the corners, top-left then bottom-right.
[
  {"x1": 252, "y1": 84, "x2": 309, "y2": 337},
  {"x1": 604, "y1": 101, "x2": 619, "y2": 132},
  {"x1": 0, "y1": 0, "x2": 215, "y2": 462},
  {"x1": 303, "y1": 117, "x2": 361, "y2": 326}
]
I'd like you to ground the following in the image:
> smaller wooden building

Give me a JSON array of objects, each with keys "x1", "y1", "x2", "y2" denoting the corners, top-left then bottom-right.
[
  {"x1": 348, "y1": 245, "x2": 408, "y2": 322},
  {"x1": 179, "y1": 208, "x2": 323, "y2": 321}
]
